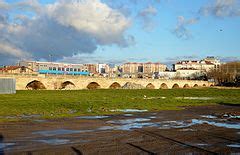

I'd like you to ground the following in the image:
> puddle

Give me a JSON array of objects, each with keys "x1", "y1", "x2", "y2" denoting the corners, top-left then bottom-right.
[
  {"x1": 110, "y1": 109, "x2": 148, "y2": 113},
  {"x1": 157, "y1": 119, "x2": 240, "y2": 130},
  {"x1": 196, "y1": 143, "x2": 208, "y2": 146},
  {"x1": 223, "y1": 114, "x2": 240, "y2": 119},
  {"x1": 76, "y1": 116, "x2": 109, "y2": 119},
  {"x1": 227, "y1": 144, "x2": 240, "y2": 148},
  {"x1": 175, "y1": 97, "x2": 214, "y2": 100},
  {"x1": 149, "y1": 116, "x2": 157, "y2": 119},
  {"x1": 33, "y1": 129, "x2": 93, "y2": 136},
  {"x1": 123, "y1": 114, "x2": 134, "y2": 116},
  {"x1": 99, "y1": 123, "x2": 157, "y2": 131},
  {"x1": 201, "y1": 115, "x2": 217, "y2": 119},
  {"x1": 105, "y1": 118, "x2": 157, "y2": 131},
  {"x1": 34, "y1": 139, "x2": 70, "y2": 145},
  {"x1": 107, "y1": 118, "x2": 151, "y2": 124},
  {"x1": 191, "y1": 119, "x2": 240, "y2": 129},
  {"x1": 114, "y1": 122, "x2": 157, "y2": 130},
  {"x1": 0, "y1": 143, "x2": 15, "y2": 150},
  {"x1": 158, "y1": 121, "x2": 191, "y2": 129}
]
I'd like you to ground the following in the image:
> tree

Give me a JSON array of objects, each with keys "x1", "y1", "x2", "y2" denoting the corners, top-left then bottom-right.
[{"x1": 207, "y1": 62, "x2": 240, "y2": 86}]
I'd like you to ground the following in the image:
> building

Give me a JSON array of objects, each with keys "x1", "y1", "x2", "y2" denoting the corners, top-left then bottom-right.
[
  {"x1": 122, "y1": 62, "x2": 166, "y2": 75},
  {"x1": 203, "y1": 56, "x2": 221, "y2": 69},
  {"x1": 97, "y1": 64, "x2": 110, "y2": 74},
  {"x1": 122, "y1": 63, "x2": 142, "y2": 74},
  {"x1": 19, "y1": 61, "x2": 89, "y2": 75},
  {"x1": 0, "y1": 66, "x2": 35, "y2": 74},
  {"x1": 172, "y1": 57, "x2": 220, "y2": 78},
  {"x1": 85, "y1": 64, "x2": 97, "y2": 74},
  {"x1": 143, "y1": 62, "x2": 167, "y2": 74},
  {"x1": 173, "y1": 60, "x2": 216, "y2": 72}
]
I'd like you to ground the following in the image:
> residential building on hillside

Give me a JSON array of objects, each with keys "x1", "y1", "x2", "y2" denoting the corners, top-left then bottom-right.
[
  {"x1": 203, "y1": 56, "x2": 221, "y2": 69},
  {"x1": 172, "y1": 57, "x2": 220, "y2": 78}
]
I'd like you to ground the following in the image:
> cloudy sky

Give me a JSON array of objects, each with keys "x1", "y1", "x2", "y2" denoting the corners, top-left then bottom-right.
[{"x1": 0, "y1": 0, "x2": 240, "y2": 65}]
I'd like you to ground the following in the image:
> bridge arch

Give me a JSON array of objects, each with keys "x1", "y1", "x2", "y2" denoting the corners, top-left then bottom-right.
[
  {"x1": 60, "y1": 81, "x2": 75, "y2": 90},
  {"x1": 183, "y1": 84, "x2": 190, "y2": 88},
  {"x1": 172, "y1": 83, "x2": 180, "y2": 89},
  {"x1": 193, "y1": 84, "x2": 199, "y2": 88},
  {"x1": 202, "y1": 84, "x2": 206, "y2": 87},
  {"x1": 26, "y1": 80, "x2": 46, "y2": 90},
  {"x1": 146, "y1": 83, "x2": 155, "y2": 89},
  {"x1": 160, "y1": 83, "x2": 168, "y2": 89},
  {"x1": 87, "y1": 82, "x2": 101, "y2": 89},
  {"x1": 109, "y1": 82, "x2": 121, "y2": 89}
]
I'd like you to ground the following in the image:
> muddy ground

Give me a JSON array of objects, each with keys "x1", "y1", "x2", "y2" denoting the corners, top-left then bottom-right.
[{"x1": 0, "y1": 105, "x2": 240, "y2": 155}]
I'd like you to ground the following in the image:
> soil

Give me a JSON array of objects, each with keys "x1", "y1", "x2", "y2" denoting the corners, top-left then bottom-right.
[{"x1": 0, "y1": 105, "x2": 240, "y2": 155}]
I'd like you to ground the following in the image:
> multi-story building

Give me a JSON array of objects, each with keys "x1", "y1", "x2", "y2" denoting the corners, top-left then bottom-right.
[
  {"x1": 203, "y1": 56, "x2": 221, "y2": 69},
  {"x1": 173, "y1": 60, "x2": 217, "y2": 72},
  {"x1": 122, "y1": 63, "x2": 142, "y2": 74},
  {"x1": 85, "y1": 64, "x2": 97, "y2": 74},
  {"x1": 122, "y1": 62, "x2": 166, "y2": 74},
  {"x1": 143, "y1": 62, "x2": 167, "y2": 74},
  {"x1": 19, "y1": 61, "x2": 89, "y2": 75},
  {"x1": 97, "y1": 64, "x2": 110, "y2": 74},
  {"x1": 172, "y1": 57, "x2": 220, "y2": 78}
]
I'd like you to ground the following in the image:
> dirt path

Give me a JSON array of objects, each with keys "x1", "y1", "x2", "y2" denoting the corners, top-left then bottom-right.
[{"x1": 0, "y1": 105, "x2": 240, "y2": 154}]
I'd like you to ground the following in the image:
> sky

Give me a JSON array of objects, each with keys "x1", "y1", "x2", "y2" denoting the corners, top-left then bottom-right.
[{"x1": 0, "y1": 0, "x2": 240, "y2": 65}]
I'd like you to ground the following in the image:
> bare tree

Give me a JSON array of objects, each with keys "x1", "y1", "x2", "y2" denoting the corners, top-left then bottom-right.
[{"x1": 207, "y1": 62, "x2": 240, "y2": 86}]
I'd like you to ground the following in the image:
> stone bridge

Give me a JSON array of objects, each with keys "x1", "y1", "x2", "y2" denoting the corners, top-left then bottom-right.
[{"x1": 0, "y1": 74, "x2": 214, "y2": 90}]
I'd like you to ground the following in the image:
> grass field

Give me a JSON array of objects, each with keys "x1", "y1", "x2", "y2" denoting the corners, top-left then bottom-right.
[{"x1": 0, "y1": 88, "x2": 239, "y2": 121}]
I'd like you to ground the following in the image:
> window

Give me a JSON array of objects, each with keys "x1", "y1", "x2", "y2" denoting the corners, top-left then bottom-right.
[
  {"x1": 53, "y1": 67, "x2": 56, "y2": 71},
  {"x1": 78, "y1": 69, "x2": 81, "y2": 72},
  {"x1": 49, "y1": 67, "x2": 52, "y2": 70},
  {"x1": 62, "y1": 68, "x2": 64, "y2": 71},
  {"x1": 66, "y1": 68, "x2": 69, "y2": 71},
  {"x1": 74, "y1": 68, "x2": 77, "y2": 71},
  {"x1": 70, "y1": 68, "x2": 73, "y2": 71},
  {"x1": 58, "y1": 67, "x2": 61, "y2": 71}
]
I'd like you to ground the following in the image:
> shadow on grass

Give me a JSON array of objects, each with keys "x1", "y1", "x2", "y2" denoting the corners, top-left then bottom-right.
[{"x1": 217, "y1": 102, "x2": 240, "y2": 107}]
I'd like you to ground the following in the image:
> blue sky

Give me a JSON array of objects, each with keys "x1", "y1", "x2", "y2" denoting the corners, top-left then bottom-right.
[{"x1": 1, "y1": 0, "x2": 240, "y2": 65}]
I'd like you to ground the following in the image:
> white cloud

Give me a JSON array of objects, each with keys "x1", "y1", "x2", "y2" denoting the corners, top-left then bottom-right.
[
  {"x1": 172, "y1": 16, "x2": 199, "y2": 39},
  {"x1": 138, "y1": 5, "x2": 158, "y2": 31},
  {"x1": 0, "y1": 41, "x2": 30, "y2": 58},
  {"x1": 46, "y1": 0, "x2": 131, "y2": 45},
  {"x1": 200, "y1": 0, "x2": 240, "y2": 18},
  {"x1": 0, "y1": 0, "x2": 133, "y2": 64}
]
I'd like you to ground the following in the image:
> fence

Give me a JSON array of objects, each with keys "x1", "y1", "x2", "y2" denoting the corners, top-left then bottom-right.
[{"x1": 0, "y1": 78, "x2": 16, "y2": 94}]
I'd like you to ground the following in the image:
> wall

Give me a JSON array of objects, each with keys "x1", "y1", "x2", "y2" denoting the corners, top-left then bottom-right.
[{"x1": 0, "y1": 78, "x2": 16, "y2": 94}]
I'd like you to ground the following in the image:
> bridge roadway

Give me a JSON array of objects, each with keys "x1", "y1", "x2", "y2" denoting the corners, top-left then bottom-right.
[{"x1": 0, "y1": 74, "x2": 214, "y2": 90}]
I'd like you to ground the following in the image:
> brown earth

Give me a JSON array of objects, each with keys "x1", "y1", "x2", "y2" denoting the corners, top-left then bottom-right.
[{"x1": 0, "y1": 105, "x2": 240, "y2": 155}]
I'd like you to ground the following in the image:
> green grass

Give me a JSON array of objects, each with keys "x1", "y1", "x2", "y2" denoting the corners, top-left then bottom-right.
[{"x1": 0, "y1": 88, "x2": 239, "y2": 121}]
